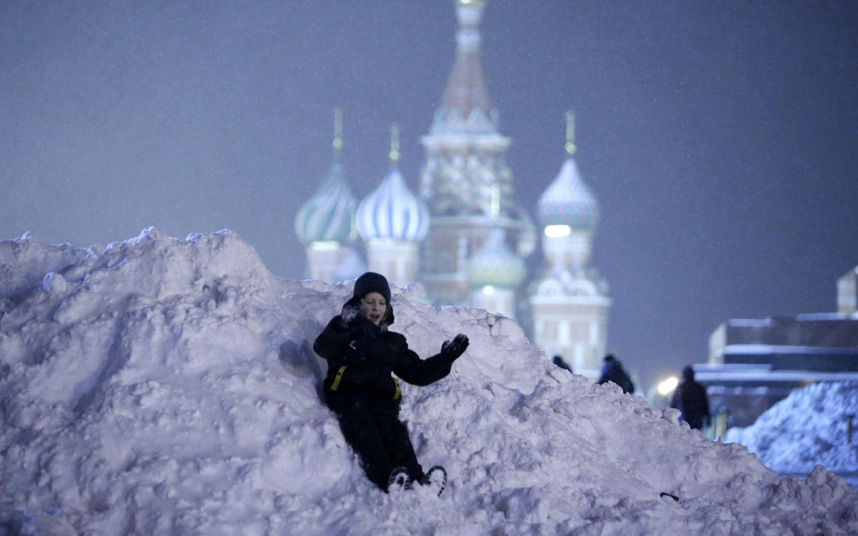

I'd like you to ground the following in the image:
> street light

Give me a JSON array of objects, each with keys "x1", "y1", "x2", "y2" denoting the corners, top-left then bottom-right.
[{"x1": 657, "y1": 376, "x2": 679, "y2": 396}]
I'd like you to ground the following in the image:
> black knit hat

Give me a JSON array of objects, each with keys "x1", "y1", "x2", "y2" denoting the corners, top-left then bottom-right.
[{"x1": 352, "y1": 272, "x2": 392, "y2": 304}]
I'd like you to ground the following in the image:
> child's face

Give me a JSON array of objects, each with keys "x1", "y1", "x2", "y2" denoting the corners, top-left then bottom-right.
[{"x1": 360, "y1": 292, "x2": 387, "y2": 325}]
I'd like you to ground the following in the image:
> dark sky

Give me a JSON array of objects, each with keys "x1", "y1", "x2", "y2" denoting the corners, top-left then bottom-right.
[{"x1": 3, "y1": 1, "x2": 857, "y2": 391}]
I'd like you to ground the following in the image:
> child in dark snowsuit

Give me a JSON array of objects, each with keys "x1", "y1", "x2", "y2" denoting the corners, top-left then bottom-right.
[{"x1": 313, "y1": 272, "x2": 469, "y2": 492}]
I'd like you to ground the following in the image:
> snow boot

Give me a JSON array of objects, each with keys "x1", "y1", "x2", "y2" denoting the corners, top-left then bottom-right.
[
  {"x1": 386, "y1": 466, "x2": 411, "y2": 493},
  {"x1": 419, "y1": 465, "x2": 447, "y2": 497}
]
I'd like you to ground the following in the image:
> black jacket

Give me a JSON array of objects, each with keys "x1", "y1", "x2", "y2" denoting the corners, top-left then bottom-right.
[
  {"x1": 313, "y1": 297, "x2": 455, "y2": 414},
  {"x1": 597, "y1": 359, "x2": 635, "y2": 394},
  {"x1": 670, "y1": 380, "x2": 711, "y2": 430}
]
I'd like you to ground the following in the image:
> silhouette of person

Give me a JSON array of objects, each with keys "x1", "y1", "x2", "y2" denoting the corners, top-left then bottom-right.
[
  {"x1": 669, "y1": 366, "x2": 711, "y2": 430},
  {"x1": 597, "y1": 354, "x2": 635, "y2": 394},
  {"x1": 552, "y1": 355, "x2": 573, "y2": 373}
]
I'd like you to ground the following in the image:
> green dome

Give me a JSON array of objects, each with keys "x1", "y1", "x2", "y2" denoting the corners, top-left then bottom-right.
[
  {"x1": 467, "y1": 229, "x2": 526, "y2": 288},
  {"x1": 294, "y1": 160, "x2": 357, "y2": 245}
]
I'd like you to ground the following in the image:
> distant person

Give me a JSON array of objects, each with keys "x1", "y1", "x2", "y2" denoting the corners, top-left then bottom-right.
[
  {"x1": 670, "y1": 366, "x2": 711, "y2": 430},
  {"x1": 597, "y1": 354, "x2": 635, "y2": 394},
  {"x1": 313, "y1": 272, "x2": 469, "y2": 495},
  {"x1": 552, "y1": 355, "x2": 573, "y2": 373}
]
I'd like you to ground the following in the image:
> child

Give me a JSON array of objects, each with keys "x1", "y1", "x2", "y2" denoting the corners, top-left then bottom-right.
[{"x1": 313, "y1": 272, "x2": 469, "y2": 494}]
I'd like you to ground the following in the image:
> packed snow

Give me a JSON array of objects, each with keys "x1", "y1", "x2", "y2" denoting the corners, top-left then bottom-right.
[
  {"x1": 1, "y1": 228, "x2": 856, "y2": 535},
  {"x1": 726, "y1": 381, "x2": 858, "y2": 490}
]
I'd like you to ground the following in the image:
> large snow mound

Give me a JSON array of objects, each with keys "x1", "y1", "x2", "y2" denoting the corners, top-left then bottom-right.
[
  {"x1": 1, "y1": 229, "x2": 856, "y2": 535},
  {"x1": 726, "y1": 382, "x2": 858, "y2": 483}
]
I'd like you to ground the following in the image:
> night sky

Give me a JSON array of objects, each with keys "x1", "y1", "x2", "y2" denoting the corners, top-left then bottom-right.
[{"x1": 3, "y1": 1, "x2": 857, "y2": 391}]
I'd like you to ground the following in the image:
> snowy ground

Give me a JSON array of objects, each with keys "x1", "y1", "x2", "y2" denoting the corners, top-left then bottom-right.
[
  {"x1": 1, "y1": 228, "x2": 856, "y2": 535},
  {"x1": 726, "y1": 381, "x2": 858, "y2": 491}
]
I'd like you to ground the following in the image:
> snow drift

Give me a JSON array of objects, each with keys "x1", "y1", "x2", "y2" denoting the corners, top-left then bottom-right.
[
  {"x1": 726, "y1": 381, "x2": 858, "y2": 488},
  {"x1": 1, "y1": 228, "x2": 856, "y2": 535}
]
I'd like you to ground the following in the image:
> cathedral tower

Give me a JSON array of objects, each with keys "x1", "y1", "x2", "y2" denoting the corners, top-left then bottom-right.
[
  {"x1": 357, "y1": 124, "x2": 430, "y2": 285},
  {"x1": 294, "y1": 108, "x2": 361, "y2": 282},
  {"x1": 529, "y1": 112, "x2": 610, "y2": 378},
  {"x1": 419, "y1": 0, "x2": 535, "y2": 307}
]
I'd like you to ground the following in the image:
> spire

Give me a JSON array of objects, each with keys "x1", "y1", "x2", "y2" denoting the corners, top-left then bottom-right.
[
  {"x1": 439, "y1": 0, "x2": 492, "y2": 127},
  {"x1": 294, "y1": 108, "x2": 357, "y2": 245},
  {"x1": 333, "y1": 106, "x2": 343, "y2": 160},
  {"x1": 565, "y1": 110, "x2": 576, "y2": 156},
  {"x1": 537, "y1": 112, "x2": 599, "y2": 230},
  {"x1": 389, "y1": 123, "x2": 400, "y2": 165}
]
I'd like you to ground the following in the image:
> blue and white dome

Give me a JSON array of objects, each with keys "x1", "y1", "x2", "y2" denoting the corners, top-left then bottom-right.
[
  {"x1": 467, "y1": 229, "x2": 526, "y2": 289},
  {"x1": 356, "y1": 167, "x2": 430, "y2": 243},
  {"x1": 294, "y1": 160, "x2": 357, "y2": 245},
  {"x1": 537, "y1": 157, "x2": 599, "y2": 230}
]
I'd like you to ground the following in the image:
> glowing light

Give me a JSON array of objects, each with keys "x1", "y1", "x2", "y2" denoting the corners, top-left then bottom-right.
[
  {"x1": 544, "y1": 225, "x2": 571, "y2": 238},
  {"x1": 310, "y1": 241, "x2": 340, "y2": 251},
  {"x1": 482, "y1": 285, "x2": 495, "y2": 296},
  {"x1": 657, "y1": 376, "x2": 679, "y2": 396}
]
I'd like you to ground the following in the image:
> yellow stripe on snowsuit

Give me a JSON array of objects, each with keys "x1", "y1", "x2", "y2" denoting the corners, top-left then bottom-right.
[
  {"x1": 331, "y1": 365, "x2": 348, "y2": 391},
  {"x1": 392, "y1": 378, "x2": 401, "y2": 400}
]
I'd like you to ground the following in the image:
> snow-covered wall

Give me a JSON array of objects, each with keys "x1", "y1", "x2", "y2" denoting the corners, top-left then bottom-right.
[{"x1": 1, "y1": 229, "x2": 856, "y2": 535}]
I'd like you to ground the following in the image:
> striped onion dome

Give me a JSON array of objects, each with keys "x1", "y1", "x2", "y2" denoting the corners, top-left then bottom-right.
[
  {"x1": 294, "y1": 160, "x2": 357, "y2": 245},
  {"x1": 537, "y1": 157, "x2": 599, "y2": 230},
  {"x1": 356, "y1": 166, "x2": 430, "y2": 242},
  {"x1": 467, "y1": 229, "x2": 526, "y2": 288}
]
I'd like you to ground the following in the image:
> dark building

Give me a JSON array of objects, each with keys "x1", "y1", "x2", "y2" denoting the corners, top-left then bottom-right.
[{"x1": 695, "y1": 265, "x2": 858, "y2": 430}]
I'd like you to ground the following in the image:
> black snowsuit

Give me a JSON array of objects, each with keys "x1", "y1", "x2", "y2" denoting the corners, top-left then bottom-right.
[
  {"x1": 597, "y1": 356, "x2": 635, "y2": 394},
  {"x1": 670, "y1": 367, "x2": 711, "y2": 430},
  {"x1": 313, "y1": 296, "x2": 458, "y2": 489}
]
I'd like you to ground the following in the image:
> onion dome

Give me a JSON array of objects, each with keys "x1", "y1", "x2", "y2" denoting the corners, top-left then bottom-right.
[
  {"x1": 295, "y1": 108, "x2": 358, "y2": 245},
  {"x1": 356, "y1": 125, "x2": 430, "y2": 242},
  {"x1": 537, "y1": 158, "x2": 599, "y2": 230},
  {"x1": 356, "y1": 167, "x2": 429, "y2": 242},
  {"x1": 294, "y1": 160, "x2": 357, "y2": 245},
  {"x1": 467, "y1": 229, "x2": 526, "y2": 288},
  {"x1": 537, "y1": 111, "x2": 599, "y2": 230}
]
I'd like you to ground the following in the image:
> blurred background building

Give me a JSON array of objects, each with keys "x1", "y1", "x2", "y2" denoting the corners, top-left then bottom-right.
[
  {"x1": 294, "y1": 0, "x2": 610, "y2": 380},
  {"x1": 682, "y1": 265, "x2": 858, "y2": 432}
]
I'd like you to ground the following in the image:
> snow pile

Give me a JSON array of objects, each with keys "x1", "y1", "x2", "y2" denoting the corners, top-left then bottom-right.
[
  {"x1": 726, "y1": 382, "x2": 858, "y2": 486},
  {"x1": 1, "y1": 229, "x2": 856, "y2": 535}
]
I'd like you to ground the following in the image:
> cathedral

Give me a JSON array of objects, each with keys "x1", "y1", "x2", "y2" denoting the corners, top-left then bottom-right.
[{"x1": 294, "y1": 0, "x2": 610, "y2": 379}]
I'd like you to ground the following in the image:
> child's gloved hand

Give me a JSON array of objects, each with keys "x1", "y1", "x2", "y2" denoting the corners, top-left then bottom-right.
[{"x1": 441, "y1": 334, "x2": 469, "y2": 361}]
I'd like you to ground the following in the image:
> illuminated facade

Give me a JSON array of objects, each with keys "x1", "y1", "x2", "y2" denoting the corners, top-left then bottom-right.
[{"x1": 417, "y1": 0, "x2": 536, "y2": 309}]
